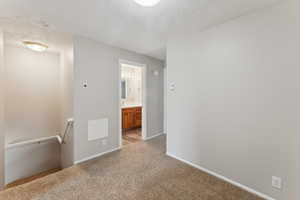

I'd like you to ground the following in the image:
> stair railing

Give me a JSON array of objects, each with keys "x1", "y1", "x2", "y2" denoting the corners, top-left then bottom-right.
[{"x1": 61, "y1": 118, "x2": 74, "y2": 144}]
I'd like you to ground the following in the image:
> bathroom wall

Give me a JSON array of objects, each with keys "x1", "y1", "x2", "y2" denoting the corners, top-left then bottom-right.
[
  {"x1": 4, "y1": 45, "x2": 61, "y2": 144},
  {"x1": 121, "y1": 64, "x2": 142, "y2": 106}
]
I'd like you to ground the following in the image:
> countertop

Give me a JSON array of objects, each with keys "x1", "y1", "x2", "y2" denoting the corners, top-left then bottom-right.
[{"x1": 122, "y1": 105, "x2": 142, "y2": 109}]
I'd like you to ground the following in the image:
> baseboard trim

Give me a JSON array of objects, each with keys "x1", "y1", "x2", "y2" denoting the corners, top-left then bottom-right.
[
  {"x1": 166, "y1": 152, "x2": 276, "y2": 200},
  {"x1": 74, "y1": 147, "x2": 121, "y2": 165},
  {"x1": 144, "y1": 132, "x2": 164, "y2": 141}
]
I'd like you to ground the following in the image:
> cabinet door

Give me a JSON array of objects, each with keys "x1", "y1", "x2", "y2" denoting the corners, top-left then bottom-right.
[
  {"x1": 135, "y1": 107, "x2": 142, "y2": 128},
  {"x1": 122, "y1": 111, "x2": 129, "y2": 130},
  {"x1": 128, "y1": 111, "x2": 135, "y2": 129},
  {"x1": 123, "y1": 109, "x2": 135, "y2": 130}
]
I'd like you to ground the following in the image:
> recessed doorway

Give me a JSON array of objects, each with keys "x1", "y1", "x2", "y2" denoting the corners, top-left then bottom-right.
[{"x1": 119, "y1": 60, "x2": 147, "y2": 148}]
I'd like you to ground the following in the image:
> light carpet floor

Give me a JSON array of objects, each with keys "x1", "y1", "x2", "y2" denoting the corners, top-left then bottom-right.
[{"x1": 0, "y1": 135, "x2": 264, "y2": 200}]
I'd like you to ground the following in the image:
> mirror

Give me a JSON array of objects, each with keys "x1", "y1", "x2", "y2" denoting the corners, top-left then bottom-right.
[{"x1": 121, "y1": 80, "x2": 127, "y2": 99}]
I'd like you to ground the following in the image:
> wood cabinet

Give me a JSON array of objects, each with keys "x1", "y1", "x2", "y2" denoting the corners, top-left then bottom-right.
[
  {"x1": 122, "y1": 107, "x2": 142, "y2": 131},
  {"x1": 135, "y1": 108, "x2": 142, "y2": 128}
]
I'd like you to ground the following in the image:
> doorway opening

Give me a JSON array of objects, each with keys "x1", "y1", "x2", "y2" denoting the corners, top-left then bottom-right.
[{"x1": 119, "y1": 60, "x2": 147, "y2": 147}]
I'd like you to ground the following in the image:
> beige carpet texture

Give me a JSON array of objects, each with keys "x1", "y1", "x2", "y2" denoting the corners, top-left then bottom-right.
[{"x1": 0, "y1": 135, "x2": 264, "y2": 200}]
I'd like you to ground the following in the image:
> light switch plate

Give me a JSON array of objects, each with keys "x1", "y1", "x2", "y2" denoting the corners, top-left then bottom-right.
[{"x1": 170, "y1": 82, "x2": 175, "y2": 91}]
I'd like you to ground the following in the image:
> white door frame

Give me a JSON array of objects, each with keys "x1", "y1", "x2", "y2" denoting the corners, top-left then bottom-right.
[{"x1": 118, "y1": 59, "x2": 147, "y2": 148}]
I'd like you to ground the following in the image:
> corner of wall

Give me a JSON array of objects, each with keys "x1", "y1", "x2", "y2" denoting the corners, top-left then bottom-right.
[
  {"x1": 0, "y1": 29, "x2": 5, "y2": 189},
  {"x1": 59, "y1": 44, "x2": 75, "y2": 168}
]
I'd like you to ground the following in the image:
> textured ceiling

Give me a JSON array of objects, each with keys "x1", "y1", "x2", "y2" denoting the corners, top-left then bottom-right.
[
  {"x1": 0, "y1": 0, "x2": 281, "y2": 60},
  {"x1": 0, "y1": 17, "x2": 72, "y2": 54}
]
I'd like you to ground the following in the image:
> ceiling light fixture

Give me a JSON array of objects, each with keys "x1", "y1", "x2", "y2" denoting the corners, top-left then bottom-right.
[
  {"x1": 134, "y1": 0, "x2": 161, "y2": 7},
  {"x1": 23, "y1": 41, "x2": 48, "y2": 52}
]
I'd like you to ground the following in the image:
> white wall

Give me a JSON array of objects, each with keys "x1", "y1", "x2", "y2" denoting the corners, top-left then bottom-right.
[
  {"x1": 5, "y1": 139, "x2": 61, "y2": 184},
  {"x1": 4, "y1": 45, "x2": 61, "y2": 144},
  {"x1": 73, "y1": 36, "x2": 164, "y2": 162},
  {"x1": 163, "y1": 66, "x2": 167, "y2": 134},
  {"x1": 0, "y1": 30, "x2": 5, "y2": 189},
  {"x1": 167, "y1": 1, "x2": 300, "y2": 199},
  {"x1": 60, "y1": 46, "x2": 74, "y2": 168}
]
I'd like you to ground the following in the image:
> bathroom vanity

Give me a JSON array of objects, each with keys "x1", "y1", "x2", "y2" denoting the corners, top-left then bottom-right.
[{"x1": 122, "y1": 106, "x2": 142, "y2": 131}]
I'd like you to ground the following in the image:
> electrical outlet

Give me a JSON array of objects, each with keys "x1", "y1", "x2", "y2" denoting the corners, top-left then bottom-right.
[
  {"x1": 102, "y1": 139, "x2": 107, "y2": 146},
  {"x1": 272, "y1": 176, "x2": 282, "y2": 189}
]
